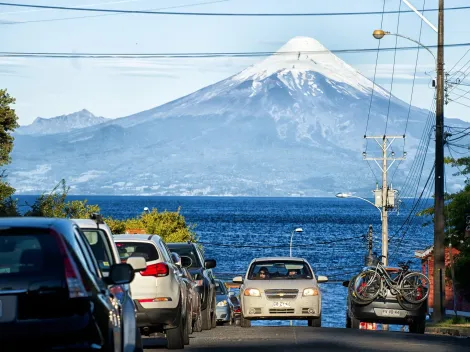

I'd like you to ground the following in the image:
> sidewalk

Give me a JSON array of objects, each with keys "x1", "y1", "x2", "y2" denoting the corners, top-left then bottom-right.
[{"x1": 426, "y1": 325, "x2": 470, "y2": 337}]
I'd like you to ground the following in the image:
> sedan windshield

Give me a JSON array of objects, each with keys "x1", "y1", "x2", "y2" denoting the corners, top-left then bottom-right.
[{"x1": 248, "y1": 261, "x2": 313, "y2": 280}]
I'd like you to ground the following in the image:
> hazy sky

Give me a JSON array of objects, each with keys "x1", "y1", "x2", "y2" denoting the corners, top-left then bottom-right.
[{"x1": 1, "y1": 0, "x2": 470, "y2": 125}]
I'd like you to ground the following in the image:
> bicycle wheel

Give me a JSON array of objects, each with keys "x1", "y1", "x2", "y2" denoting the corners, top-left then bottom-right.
[
  {"x1": 353, "y1": 270, "x2": 381, "y2": 303},
  {"x1": 400, "y1": 272, "x2": 430, "y2": 304},
  {"x1": 348, "y1": 274, "x2": 371, "y2": 305},
  {"x1": 397, "y1": 295, "x2": 423, "y2": 311}
]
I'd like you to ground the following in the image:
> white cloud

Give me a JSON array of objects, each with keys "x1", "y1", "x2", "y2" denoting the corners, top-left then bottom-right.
[
  {"x1": 354, "y1": 63, "x2": 436, "y2": 81},
  {"x1": 92, "y1": 57, "x2": 259, "y2": 77},
  {"x1": 0, "y1": 57, "x2": 29, "y2": 76}
]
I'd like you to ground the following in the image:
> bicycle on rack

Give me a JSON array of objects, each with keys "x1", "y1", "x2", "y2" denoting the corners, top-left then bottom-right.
[{"x1": 348, "y1": 256, "x2": 430, "y2": 309}]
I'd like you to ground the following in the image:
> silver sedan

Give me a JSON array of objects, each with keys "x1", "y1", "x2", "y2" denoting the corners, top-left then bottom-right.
[{"x1": 233, "y1": 257, "x2": 328, "y2": 327}]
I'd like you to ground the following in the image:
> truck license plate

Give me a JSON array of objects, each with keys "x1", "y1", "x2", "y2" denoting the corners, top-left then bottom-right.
[
  {"x1": 380, "y1": 309, "x2": 402, "y2": 317},
  {"x1": 272, "y1": 301, "x2": 290, "y2": 308}
]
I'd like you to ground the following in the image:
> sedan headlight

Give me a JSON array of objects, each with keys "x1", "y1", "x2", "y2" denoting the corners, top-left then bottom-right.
[
  {"x1": 243, "y1": 288, "x2": 261, "y2": 297},
  {"x1": 217, "y1": 300, "x2": 228, "y2": 307},
  {"x1": 303, "y1": 288, "x2": 319, "y2": 296}
]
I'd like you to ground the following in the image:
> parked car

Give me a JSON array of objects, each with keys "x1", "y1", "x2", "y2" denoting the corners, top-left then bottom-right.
[
  {"x1": 343, "y1": 266, "x2": 427, "y2": 333},
  {"x1": 215, "y1": 279, "x2": 235, "y2": 325},
  {"x1": 167, "y1": 242, "x2": 217, "y2": 330},
  {"x1": 228, "y1": 287, "x2": 241, "y2": 323},
  {"x1": 233, "y1": 257, "x2": 328, "y2": 328},
  {"x1": 73, "y1": 215, "x2": 143, "y2": 352},
  {"x1": 114, "y1": 234, "x2": 190, "y2": 349},
  {"x1": 172, "y1": 253, "x2": 203, "y2": 333},
  {"x1": 0, "y1": 217, "x2": 134, "y2": 351}
]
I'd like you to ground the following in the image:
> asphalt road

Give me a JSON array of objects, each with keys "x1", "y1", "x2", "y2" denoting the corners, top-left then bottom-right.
[{"x1": 142, "y1": 326, "x2": 470, "y2": 352}]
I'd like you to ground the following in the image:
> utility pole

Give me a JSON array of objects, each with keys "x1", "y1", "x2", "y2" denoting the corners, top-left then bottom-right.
[
  {"x1": 433, "y1": 0, "x2": 445, "y2": 323},
  {"x1": 364, "y1": 225, "x2": 374, "y2": 266},
  {"x1": 364, "y1": 136, "x2": 405, "y2": 266}
]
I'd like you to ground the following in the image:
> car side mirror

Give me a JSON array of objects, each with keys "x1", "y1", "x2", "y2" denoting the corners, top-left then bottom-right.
[
  {"x1": 342, "y1": 280, "x2": 350, "y2": 288},
  {"x1": 109, "y1": 263, "x2": 135, "y2": 285},
  {"x1": 317, "y1": 275, "x2": 328, "y2": 283},
  {"x1": 180, "y1": 255, "x2": 193, "y2": 268},
  {"x1": 232, "y1": 276, "x2": 243, "y2": 284},
  {"x1": 205, "y1": 259, "x2": 216, "y2": 269},
  {"x1": 126, "y1": 256, "x2": 147, "y2": 272},
  {"x1": 171, "y1": 252, "x2": 182, "y2": 267}
]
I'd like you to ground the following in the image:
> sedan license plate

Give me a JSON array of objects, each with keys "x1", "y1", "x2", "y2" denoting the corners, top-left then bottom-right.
[
  {"x1": 272, "y1": 301, "x2": 291, "y2": 308},
  {"x1": 380, "y1": 309, "x2": 402, "y2": 317}
]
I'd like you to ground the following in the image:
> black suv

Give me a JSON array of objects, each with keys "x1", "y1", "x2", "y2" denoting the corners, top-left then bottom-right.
[
  {"x1": 0, "y1": 218, "x2": 135, "y2": 350},
  {"x1": 168, "y1": 242, "x2": 217, "y2": 330},
  {"x1": 343, "y1": 266, "x2": 427, "y2": 333}
]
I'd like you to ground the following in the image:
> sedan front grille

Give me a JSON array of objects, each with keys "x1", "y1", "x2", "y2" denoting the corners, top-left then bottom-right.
[
  {"x1": 265, "y1": 289, "x2": 299, "y2": 300},
  {"x1": 269, "y1": 308, "x2": 295, "y2": 314}
]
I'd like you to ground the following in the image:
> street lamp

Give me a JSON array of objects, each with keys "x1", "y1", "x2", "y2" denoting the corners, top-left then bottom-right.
[
  {"x1": 290, "y1": 228, "x2": 303, "y2": 257},
  {"x1": 336, "y1": 193, "x2": 382, "y2": 221},
  {"x1": 372, "y1": 30, "x2": 436, "y2": 62}
]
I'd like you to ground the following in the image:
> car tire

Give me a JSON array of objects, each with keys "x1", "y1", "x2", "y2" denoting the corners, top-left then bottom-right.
[
  {"x1": 193, "y1": 310, "x2": 203, "y2": 333},
  {"x1": 308, "y1": 315, "x2": 321, "y2": 327},
  {"x1": 166, "y1": 317, "x2": 185, "y2": 350},
  {"x1": 201, "y1": 303, "x2": 212, "y2": 331},
  {"x1": 346, "y1": 314, "x2": 352, "y2": 328},
  {"x1": 351, "y1": 315, "x2": 360, "y2": 329},
  {"x1": 183, "y1": 314, "x2": 190, "y2": 345},
  {"x1": 240, "y1": 314, "x2": 251, "y2": 328},
  {"x1": 134, "y1": 328, "x2": 143, "y2": 352},
  {"x1": 409, "y1": 318, "x2": 426, "y2": 334},
  {"x1": 211, "y1": 295, "x2": 217, "y2": 329}
]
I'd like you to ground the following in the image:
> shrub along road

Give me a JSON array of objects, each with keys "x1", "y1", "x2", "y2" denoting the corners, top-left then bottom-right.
[{"x1": 142, "y1": 326, "x2": 470, "y2": 351}]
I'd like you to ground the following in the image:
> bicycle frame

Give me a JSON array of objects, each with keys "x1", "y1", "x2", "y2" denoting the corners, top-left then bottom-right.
[{"x1": 365, "y1": 262, "x2": 409, "y2": 297}]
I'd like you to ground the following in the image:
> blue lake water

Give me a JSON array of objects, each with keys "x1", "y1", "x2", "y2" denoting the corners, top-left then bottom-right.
[{"x1": 16, "y1": 195, "x2": 434, "y2": 329}]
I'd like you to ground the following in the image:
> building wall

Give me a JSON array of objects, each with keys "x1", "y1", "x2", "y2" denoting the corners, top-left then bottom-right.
[{"x1": 422, "y1": 247, "x2": 470, "y2": 312}]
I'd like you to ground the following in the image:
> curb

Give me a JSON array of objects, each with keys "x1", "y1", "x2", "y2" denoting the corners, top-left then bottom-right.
[{"x1": 426, "y1": 326, "x2": 470, "y2": 337}]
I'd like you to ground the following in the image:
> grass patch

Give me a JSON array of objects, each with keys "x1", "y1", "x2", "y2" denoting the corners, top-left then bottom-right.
[{"x1": 430, "y1": 316, "x2": 470, "y2": 327}]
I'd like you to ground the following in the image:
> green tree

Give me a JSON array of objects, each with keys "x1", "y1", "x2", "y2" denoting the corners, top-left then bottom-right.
[
  {"x1": 0, "y1": 89, "x2": 20, "y2": 215},
  {"x1": 25, "y1": 179, "x2": 100, "y2": 218},
  {"x1": 420, "y1": 154, "x2": 470, "y2": 296},
  {"x1": 104, "y1": 217, "x2": 126, "y2": 234},
  {"x1": 120, "y1": 208, "x2": 197, "y2": 243}
]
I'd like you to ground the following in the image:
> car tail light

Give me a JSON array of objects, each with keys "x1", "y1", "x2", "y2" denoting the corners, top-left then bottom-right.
[
  {"x1": 140, "y1": 263, "x2": 169, "y2": 277},
  {"x1": 50, "y1": 229, "x2": 88, "y2": 298},
  {"x1": 234, "y1": 307, "x2": 241, "y2": 313}
]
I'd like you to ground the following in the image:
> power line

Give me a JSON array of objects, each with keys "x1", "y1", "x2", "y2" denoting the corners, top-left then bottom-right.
[
  {"x1": 0, "y1": 0, "x2": 231, "y2": 25},
  {"x1": 364, "y1": 0, "x2": 386, "y2": 154},
  {"x1": 0, "y1": 2, "x2": 469, "y2": 16},
  {"x1": 404, "y1": 0, "x2": 427, "y2": 138},
  {"x1": 1, "y1": 42, "x2": 470, "y2": 60},
  {"x1": 384, "y1": 0, "x2": 403, "y2": 136}
]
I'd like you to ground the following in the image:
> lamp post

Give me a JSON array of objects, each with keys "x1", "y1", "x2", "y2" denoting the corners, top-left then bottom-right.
[
  {"x1": 289, "y1": 228, "x2": 303, "y2": 257},
  {"x1": 372, "y1": 3, "x2": 446, "y2": 322},
  {"x1": 336, "y1": 193, "x2": 383, "y2": 221}
]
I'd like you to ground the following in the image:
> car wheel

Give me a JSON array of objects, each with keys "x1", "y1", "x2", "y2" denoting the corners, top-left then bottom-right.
[
  {"x1": 211, "y1": 295, "x2": 217, "y2": 329},
  {"x1": 183, "y1": 314, "x2": 190, "y2": 345},
  {"x1": 346, "y1": 314, "x2": 352, "y2": 328},
  {"x1": 134, "y1": 328, "x2": 143, "y2": 352},
  {"x1": 166, "y1": 316, "x2": 185, "y2": 350},
  {"x1": 351, "y1": 315, "x2": 360, "y2": 329},
  {"x1": 308, "y1": 315, "x2": 321, "y2": 327},
  {"x1": 193, "y1": 310, "x2": 203, "y2": 333},
  {"x1": 409, "y1": 318, "x2": 426, "y2": 334},
  {"x1": 240, "y1": 313, "x2": 251, "y2": 328},
  {"x1": 201, "y1": 303, "x2": 211, "y2": 331}
]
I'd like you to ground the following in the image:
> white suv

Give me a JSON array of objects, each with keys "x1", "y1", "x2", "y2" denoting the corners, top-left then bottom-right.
[{"x1": 114, "y1": 234, "x2": 190, "y2": 350}]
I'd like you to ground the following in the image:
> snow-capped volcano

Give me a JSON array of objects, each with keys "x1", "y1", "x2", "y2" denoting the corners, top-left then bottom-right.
[
  {"x1": 234, "y1": 36, "x2": 388, "y2": 97},
  {"x1": 9, "y1": 37, "x2": 467, "y2": 196}
]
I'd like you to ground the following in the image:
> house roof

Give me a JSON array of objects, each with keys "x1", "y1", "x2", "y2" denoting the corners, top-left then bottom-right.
[{"x1": 415, "y1": 245, "x2": 434, "y2": 259}]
